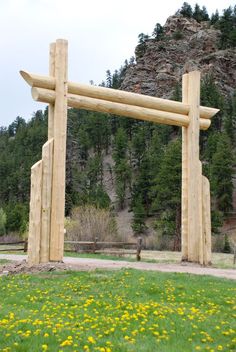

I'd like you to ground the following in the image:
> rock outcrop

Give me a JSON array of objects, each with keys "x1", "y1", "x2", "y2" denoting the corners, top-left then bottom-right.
[{"x1": 121, "y1": 14, "x2": 236, "y2": 99}]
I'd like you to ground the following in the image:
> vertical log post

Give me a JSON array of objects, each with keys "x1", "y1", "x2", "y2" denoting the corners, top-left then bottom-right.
[
  {"x1": 28, "y1": 160, "x2": 43, "y2": 265},
  {"x1": 186, "y1": 71, "x2": 202, "y2": 262},
  {"x1": 48, "y1": 43, "x2": 56, "y2": 140},
  {"x1": 40, "y1": 139, "x2": 54, "y2": 263},
  {"x1": 181, "y1": 73, "x2": 189, "y2": 261},
  {"x1": 40, "y1": 42, "x2": 55, "y2": 262},
  {"x1": 198, "y1": 161, "x2": 204, "y2": 265},
  {"x1": 202, "y1": 176, "x2": 212, "y2": 265},
  {"x1": 50, "y1": 39, "x2": 68, "y2": 261}
]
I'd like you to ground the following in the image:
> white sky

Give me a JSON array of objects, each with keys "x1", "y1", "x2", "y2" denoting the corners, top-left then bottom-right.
[{"x1": 0, "y1": 0, "x2": 234, "y2": 127}]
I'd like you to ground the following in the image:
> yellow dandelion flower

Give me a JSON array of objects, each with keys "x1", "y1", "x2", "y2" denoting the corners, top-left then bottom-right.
[{"x1": 88, "y1": 336, "x2": 95, "y2": 344}]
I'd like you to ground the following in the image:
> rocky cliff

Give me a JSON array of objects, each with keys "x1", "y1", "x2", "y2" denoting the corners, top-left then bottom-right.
[{"x1": 121, "y1": 14, "x2": 236, "y2": 99}]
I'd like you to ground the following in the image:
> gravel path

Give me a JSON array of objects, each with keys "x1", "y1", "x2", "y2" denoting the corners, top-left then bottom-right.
[{"x1": 0, "y1": 254, "x2": 235, "y2": 280}]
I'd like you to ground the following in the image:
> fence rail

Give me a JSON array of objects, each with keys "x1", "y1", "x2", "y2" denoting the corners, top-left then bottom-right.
[
  {"x1": 64, "y1": 238, "x2": 143, "y2": 261},
  {"x1": 0, "y1": 238, "x2": 143, "y2": 261},
  {"x1": 0, "y1": 241, "x2": 28, "y2": 252}
]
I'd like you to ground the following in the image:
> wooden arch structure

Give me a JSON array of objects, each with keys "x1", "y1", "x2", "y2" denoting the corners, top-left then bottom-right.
[{"x1": 20, "y1": 39, "x2": 219, "y2": 266}]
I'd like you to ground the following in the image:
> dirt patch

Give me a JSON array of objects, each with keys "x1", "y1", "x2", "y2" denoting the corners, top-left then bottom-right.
[
  {"x1": 0, "y1": 260, "x2": 68, "y2": 275},
  {"x1": 0, "y1": 254, "x2": 235, "y2": 280}
]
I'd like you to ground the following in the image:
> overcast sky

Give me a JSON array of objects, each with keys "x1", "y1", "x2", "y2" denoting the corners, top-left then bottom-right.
[{"x1": 0, "y1": 0, "x2": 233, "y2": 127}]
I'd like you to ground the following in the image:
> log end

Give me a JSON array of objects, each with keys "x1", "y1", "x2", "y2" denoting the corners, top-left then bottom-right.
[
  {"x1": 200, "y1": 118, "x2": 211, "y2": 131},
  {"x1": 31, "y1": 87, "x2": 40, "y2": 101},
  {"x1": 20, "y1": 70, "x2": 33, "y2": 87}
]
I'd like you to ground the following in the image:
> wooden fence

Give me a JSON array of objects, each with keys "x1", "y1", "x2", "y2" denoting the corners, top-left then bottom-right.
[
  {"x1": 64, "y1": 237, "x2": 143, "y2": 261},
  {"x1": 0, "y1": 241, "x2": 28, "y2": 252},
  {"x1": 0, "y1": 238, "x2": 143, "y2": 261}
]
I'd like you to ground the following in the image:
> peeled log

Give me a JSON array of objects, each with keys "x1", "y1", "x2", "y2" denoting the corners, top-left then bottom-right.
[
  {"x1": 21, "y1": 70, "x2": 219, "y2": 119},
  {"x1": 28, "y1": 160, "x2": 42, "y2": 266},
  {"x1": 32, "y1": 87, "x2": 211, "y2": 130}
]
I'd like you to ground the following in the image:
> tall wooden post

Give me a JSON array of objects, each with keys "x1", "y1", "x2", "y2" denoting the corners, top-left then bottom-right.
[
  {"x1": 186, "y1": 71, "x2": 202, "y2": 262},
  {"x1": 50, "y1": 39, "x2": 68, "y2": 261},
  {"x1": 39, "y1": 42, "x2": 56, "y2": 263},
  {"x1": 181, "y1": 73, "x2": 188, "y2": 260},
  {"x1": 48, "y1": 43, "x2": 56, "y2": 139}
]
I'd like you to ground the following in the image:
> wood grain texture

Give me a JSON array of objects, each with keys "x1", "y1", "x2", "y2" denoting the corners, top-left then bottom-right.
[
  {"x1": 187, "y1": 71, "x2": 201, "y2": 262},
  {"x1": 48, "y1": 43, "x2": 56, "y2": 140},
  {"x1": 202, "y1": 176, "x2": 212, "y2": 265},
  {"x1": 31, "y1": 87, "x2": 211, "y2": 130},
  {"x1": 50, "y1": 39, "x2": 68, "y2": 261},
  {"x1": 181, "y1": 73, "x2": 188, "y2": 260},
  {"x1": 20, "y1": 70, "x2": 219, "y2": 119},
  {"x1": 198, "y1": 161, "x2": 203, "y2": 265},
  {"x1": 28, "y1": 160, "x2": 42, "y2": 265},
  {"x1": 40, "y1": 139, "x2": 54, "y2": 263}
]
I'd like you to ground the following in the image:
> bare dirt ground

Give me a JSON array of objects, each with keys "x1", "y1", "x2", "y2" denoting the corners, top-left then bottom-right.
[{"x1": 0, "y1": 253, "x2": 235, "y2": 280}]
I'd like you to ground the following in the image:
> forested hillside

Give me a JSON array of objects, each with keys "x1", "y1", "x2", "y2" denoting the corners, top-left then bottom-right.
[{"x1": 0, "y1": 3, "x2": 236, "y2": 251}]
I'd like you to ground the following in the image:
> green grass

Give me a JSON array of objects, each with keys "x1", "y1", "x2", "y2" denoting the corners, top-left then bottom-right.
[
  {"x1": 64, "y1": 252, "x2": 178, "y2": 264},
  {"x1": 0, "y1": 270, "x2": 235, "y2": 352},
  {"x1": 64, "y1": 251, "x2": 137, "y2": 262},
  {"x1": 0, "y1": 259, "x2": 10, "y2": 264}
]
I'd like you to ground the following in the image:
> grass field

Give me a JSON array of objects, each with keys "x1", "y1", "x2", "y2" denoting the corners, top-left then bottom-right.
[{"x1": 0, "y1": 270, "x2": 235, "y2": 352}]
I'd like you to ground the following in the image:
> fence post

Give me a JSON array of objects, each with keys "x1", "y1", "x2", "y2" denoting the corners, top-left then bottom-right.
[
  {"x1": 136, "y1": 237, "x2": 142, "y2": 261},
  {"x1": 24, "y1": 241, "x2": 28, "y2": 253},
  {"x1": 93, "y1": 237, "x2": 98, "y2": 254}
]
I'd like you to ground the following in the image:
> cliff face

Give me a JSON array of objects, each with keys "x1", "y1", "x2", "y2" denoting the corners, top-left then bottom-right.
[{"x1": 121, "y1": 14, "x2": 236, "y2": 99}]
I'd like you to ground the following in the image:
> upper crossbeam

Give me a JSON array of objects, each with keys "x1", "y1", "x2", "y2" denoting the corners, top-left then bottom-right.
[{"x1": 20, "y1": 70, "x2": 219, "y2": 130}]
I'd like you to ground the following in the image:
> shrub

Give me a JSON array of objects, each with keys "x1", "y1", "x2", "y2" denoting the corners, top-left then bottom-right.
[
  {"x1": 172, "y1": 30, "x2": 184, "y2": 40},
  {"x1": 65, "y1": 205, "x2": 118, "y2": 243}
]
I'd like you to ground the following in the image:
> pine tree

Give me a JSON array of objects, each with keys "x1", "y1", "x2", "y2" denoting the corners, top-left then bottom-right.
[
  {"x1": 210, "y1": 133, "x2": 233, "y2": 214},
  {"x1": 210, "y1": 10, "x2": 219, "y2": 25},
  {"x1": 131, "y1": 152, "x2": 152, "y2": 214},
  {"x1": 201, "y1": 74, "x2": 224, "y2": 131},
  {"x1": 106, "y1": 70, "x2": 112, "y2": 88},
  {"x1": 0, "y1": 208, "x2": 6, "y2": 236},
  {"x1": 224, "y1": 90, "x2": 236, "y2": 144},
  {"x1": 152, "y1": 23, "x2": 163, "y2": 40},
  {"x1": 132, "y1": 195, "x2": 146, "y2": 235},
  {"x1": 217, "y1": 6, "x2": 236, "y2": 49},
  {"x1": 193, "y1": 4, "x2": 209, "y2": 22},
  {"x1": 179, "y1": 2, "x2": 193, "y2": 18},
  {"x1": 136, "y1": 33, "x2": 150, "y2": 58},
  {"x1": 113, "y1": 128, "x2": 131, "y2": 209},
  {"x1": 131, "y1": 128, "x2": 146, "y2": 168},
  {"x1": 151, "y1": 139, "x2": 182, "y2": 249}
]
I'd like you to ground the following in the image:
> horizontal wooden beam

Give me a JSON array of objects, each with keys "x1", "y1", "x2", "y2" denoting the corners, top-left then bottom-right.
[
  {"x1": 20, "y1": 70, "x2": 219, "y2": 119},
  {"x1": 32, "y1": 87, "x2": 210, "y2": 130}
]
